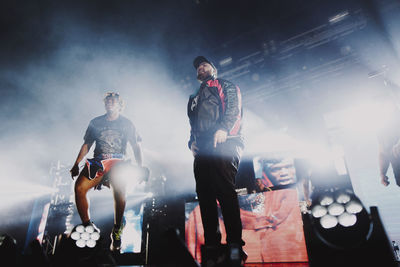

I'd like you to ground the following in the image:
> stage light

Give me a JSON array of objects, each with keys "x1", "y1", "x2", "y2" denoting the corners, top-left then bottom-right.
[
  {"x1": 336, "y1": 193, "x2": 351, "y2": 204},
  {"x1": 320, "y1": 214, "x2": 338, "y2": 229},
  {"x1": 69, "y1": 223, "x2": 100, "y2": 248},
  {"x1": 311, "y1": 189, "x2": 367, "y2": 231},
  {"x1": 345, "y1": 200, "x2": 363, "y2": 214},
  {"x1": 308, "y1": 188, "x2": 374, "y2": 250},
  {"x1": 327, "y1": 203, "x2": 345, "y2": 216},
  {"x1": 320, "y1": 195, "x2": 333, "y2": 206},
  {"x1": 338, "y1": 212, "x2": 357, "y2": 227},
  {"x1": 311, "y1": 205, "x2": 327, "y2": 218},
  {"x1": 304, "y1": 188, "x2": 397, "y2": 266}
]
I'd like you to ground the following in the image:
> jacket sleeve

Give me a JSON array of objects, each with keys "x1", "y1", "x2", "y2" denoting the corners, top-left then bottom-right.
[
  {"x1": 219, "y1": 80, "x2": 242, "y2": 135},
  {"x1": 187, "y1": 96, "x2": 195, "y2": 150}
]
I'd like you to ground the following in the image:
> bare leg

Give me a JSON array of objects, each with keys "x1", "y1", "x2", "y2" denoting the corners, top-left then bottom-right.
[
  {"x1": 74, "y1": 169, "x2": 103, "y2": 223},
  {"x1": 111, "y1": 177, "x2": 127, "y2": 226}
]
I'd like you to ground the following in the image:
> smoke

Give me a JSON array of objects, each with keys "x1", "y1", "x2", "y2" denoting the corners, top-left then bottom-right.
[{"x1": 0, "y1": 6, "x2": 201, "y2": 226}]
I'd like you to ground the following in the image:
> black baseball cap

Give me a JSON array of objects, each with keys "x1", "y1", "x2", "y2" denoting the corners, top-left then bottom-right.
[{"x1": 193, "y1": 56, "x2": 217, "y2": 70}]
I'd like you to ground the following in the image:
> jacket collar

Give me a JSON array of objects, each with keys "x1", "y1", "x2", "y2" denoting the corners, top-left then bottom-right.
[{"x1": 200, "y1": 75, "x2": 216, "y2": 86}]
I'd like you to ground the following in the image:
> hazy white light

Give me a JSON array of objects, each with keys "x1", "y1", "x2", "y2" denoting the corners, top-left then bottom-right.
[
  {"x1": 80, "y1": 232, "x2": 90, "y2": 241},
  {"x1": 346, "y1": 200, "x2": 363, "y2": 214},
  {"x1": 328, "y1": 203, "x2": 345, "y2": 216},
  {"x1": 329, "y1": 10, "x2": 349, "y2": 24},
  {"x1": 90, "y1": 232, "x2": 100, "y2": 241},
  {"x1": 320, "y1": 215, "x2": 338, "y2": 229},
  {"x1": 0, "y1": 181, "x2": 58, "y2": 210},
  {"x1": 324, "y1": 101, "x2": 395, "y2": 136},
  {"x1": 76, "y1": 239, "x2": 86, "y2": 248},
  {"x1": 146, "y1": 192, "x2": 153, "y2": 198},
  {"x1": 113, "y1": 164, "x2": 144, "y2": 190},
  {"x1": 75, "y1": 225, "x2": 85, "y2": 233},
  {"x1": 338, "y1": 212, "x2": 357, "y2": 227},
  {"x1": 312, "y1": 205, "x2": 327, "y2": 218},
  {"x1": 219, "y1": 57, "x2": 233, "y2": 67},
  {"x1": 320, "y1": 196, "x2": 334, "y2": 206},
  {"x1": 70, "y1": 232, "x2": 80, "y2": 241},
  {"x1": 86, "y1": 239, "x2": 96, "y2": 248},
  {"x1": 336, "y1": 193, "x2": 351, "y2": 204}
]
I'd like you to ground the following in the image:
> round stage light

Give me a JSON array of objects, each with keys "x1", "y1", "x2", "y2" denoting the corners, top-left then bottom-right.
[
  {"x1": 312, "y1": 205, "x2": 327, "y2": 218},
  {"x1": 70, "y1": 223, "x2": 101, "y2": 248},
  {"x1": 85, "y1": 225, "x2": 95, "y2": 234},
  {"x1": 80, "y1": 232, "x2": 90, "y2": 241},
  {"x1": 86, "y1": 239, "x2": 96, "y2": 248},
  {"x1": 320, "y1": 214, "x2": 338, "y2": 229},
  {"x1": 90, "y1": 232, "x2": 100, "y2": 241},
  {"x1": 328, "y1": 203, "x2": 345, "y2": 216},
  {"x1": 336, "y1": 193, "x2": 351, "y2": 204},
  {"x1": 70, "y1": 231, "x2": 81, "y2": 241},
  {"x1": 76, "y1": 239, "x2": 86, "y2": 248},
  {"x1": 320, "y1": 195, "x2": 334, "y2": 206},
  {"x1": 75, "y1": 225, "x2": 85, "y2": 233},
  {"x1": 338, "y1": 212, "x2": 357, "y2": 227},
  {"x1": 346, "y1": 200, "x2": 363, "y2": 214}
]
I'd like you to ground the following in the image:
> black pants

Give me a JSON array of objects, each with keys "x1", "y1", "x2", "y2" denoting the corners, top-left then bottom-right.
[{"x1": 193, "y1": 140, "x2": 243, "y2": 246}]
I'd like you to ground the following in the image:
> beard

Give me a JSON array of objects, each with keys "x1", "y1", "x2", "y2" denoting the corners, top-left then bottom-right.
[{"x1": 197, "y1": 72, "x2": 212, "y2": 82}]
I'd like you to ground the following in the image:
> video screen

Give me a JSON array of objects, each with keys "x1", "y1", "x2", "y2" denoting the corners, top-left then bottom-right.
[
  {"x1": 252, "y1": 156, "x2": 297, "y2": 191},
  {"x1": 185, "y1": 188, "x2": 308, "y2": 263}
]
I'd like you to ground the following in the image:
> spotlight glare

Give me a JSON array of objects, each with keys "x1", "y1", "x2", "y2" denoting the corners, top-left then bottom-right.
[
  {"x1": 338, "y1": 212, "x2": 357, "y2": 227},
  {"x1": 75, "y1": 225, "x2": 85, "y2": 233},
  {"x1": 76, "y1": 239, "x2": 86, "y2": 248},
  {"x1": 345, "y1": 200, "x2": 363, "y2": 214},
  {"x1": 336, "y1": 193, "x2": 351, "y2": 204},
  {"x1": 328, "y1": 203, "x2": 345, "y2": 216},
  {"x1": 86, "y1": 239, "x2": 96, "y2": 248},
  {"x1": 320, "y1": 214, "x2": 338, "y2": 229},
  {"x1": 80, "y1": 232, "x2": 90, "y2": 240},
  {"x1": 90, "y1": 232, "x2": 100, "y2": 241},
  {"x1": 70, "y1": 231, "x2": 81, "y2": 241},
  {"x1": 320, "y1": 196, "x2": 334, "y2": 206},
  {"x1": 312, "y1": 205, "x2": 327, "y2": 218}
]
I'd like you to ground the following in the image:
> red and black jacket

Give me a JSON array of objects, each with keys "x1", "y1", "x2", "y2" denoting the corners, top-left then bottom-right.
[{"x1": 187, "y1": 76, "x2": 243, "y2": 149}]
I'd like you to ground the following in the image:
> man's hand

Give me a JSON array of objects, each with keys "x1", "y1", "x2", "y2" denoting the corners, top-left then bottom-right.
[
  {"x1": 138, "y1": 166, "x2": 150, "y2": 183},
  {"x1": 381, "y1": 174, "x2": 390, "y2": 186},
  {"x1": 70, "y1": 164, "x2": 80, "y2": 179},
  {"x1": 191, "y1": 142, "x2": 199, "y2": 157},
  {"x1": 213, "y1": 129, "x2": 228, "y2": 148}
]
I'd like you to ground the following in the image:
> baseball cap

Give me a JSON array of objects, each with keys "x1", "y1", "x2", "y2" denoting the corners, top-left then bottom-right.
[{"x1": 193, "y1": 56, "x2": 217, "y2": 70}]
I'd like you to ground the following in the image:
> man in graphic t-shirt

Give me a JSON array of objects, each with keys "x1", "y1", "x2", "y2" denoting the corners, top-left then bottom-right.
[{"x1": 70, "y1": 92, "x2": 145, "y2": 252}]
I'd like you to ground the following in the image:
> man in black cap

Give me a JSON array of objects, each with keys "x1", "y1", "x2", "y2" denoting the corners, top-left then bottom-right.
[{"x1": 187, "y1": 56, "x2": 247, "y2": 264}]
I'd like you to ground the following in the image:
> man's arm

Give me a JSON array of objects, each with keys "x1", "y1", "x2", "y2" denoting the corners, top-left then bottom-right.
[
  {"x1": 132, "y1": 142, "x2": 143, "y2": 167},
  {"x1": 219, "y1": 80, "x2": 241, "y2": 134},
  {"x1": 379, "y1": 144, "x2": 391, "y2": 186},
  {"x1": 214, "y1": 80, "x2": 242, "y2": 147},
  {"x1": 70, "y1": 143, "x2": 91, "y2": 179}
]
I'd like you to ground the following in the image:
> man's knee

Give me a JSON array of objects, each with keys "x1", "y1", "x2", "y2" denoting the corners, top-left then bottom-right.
[{"x1": 74, "y1": 176, "x2": 91, "y2": 196}]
